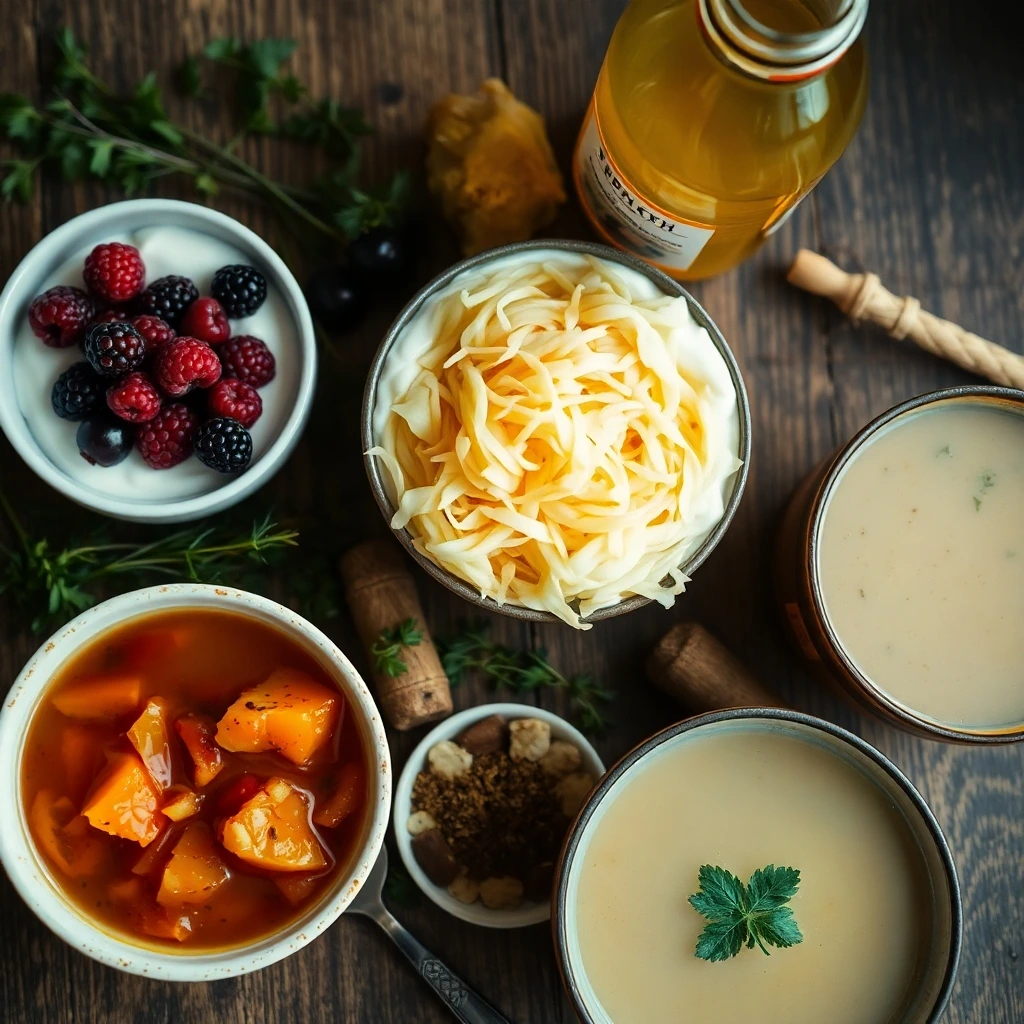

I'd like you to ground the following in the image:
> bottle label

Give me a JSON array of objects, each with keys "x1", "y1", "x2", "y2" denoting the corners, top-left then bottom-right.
[{"x1": 575, "y1": 108, "x2": 714, "y2": 271}]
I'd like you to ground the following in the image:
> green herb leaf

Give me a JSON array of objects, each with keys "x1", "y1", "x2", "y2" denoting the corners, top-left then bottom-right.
[
  {"x1": 383, "y1": 858, "x2": 420, "y2": 908},
  {"x1": 175, "y1": 56, "x2": 203, "y2": 98},
  {"x1": 371, "y1": 618, "x2": 424, "y2": 677},
  {"x1": 689, "y1": 864, "x2": 803, "y2": 962}
]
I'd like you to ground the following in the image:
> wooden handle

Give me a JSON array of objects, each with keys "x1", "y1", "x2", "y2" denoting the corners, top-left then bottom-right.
[
  {"x1": 646, "y1": 622, "x2": 786, "y2": 712},
  {"x1": 340, "y1": 540, "x2": 453, "y2": 731},
  {"x1": 786, "y1": 249, "x2": 864, "y2": 313}
]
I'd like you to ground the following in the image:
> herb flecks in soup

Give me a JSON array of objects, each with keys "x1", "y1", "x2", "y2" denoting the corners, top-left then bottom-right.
[
  {"x1": 819, "y1": 404, "x2": 1024, "y2": 728},
  {"x1": 573, "y1": 726, "x2": 930, "y2": 1024},
  {"x1": 22, "y1": 608, "x2": 368, "y2": 951}
]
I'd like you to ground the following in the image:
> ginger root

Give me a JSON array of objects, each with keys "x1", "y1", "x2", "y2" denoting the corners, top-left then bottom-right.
[{"x1": 426, "y1": 79, "x2": 566, "y2": 255}]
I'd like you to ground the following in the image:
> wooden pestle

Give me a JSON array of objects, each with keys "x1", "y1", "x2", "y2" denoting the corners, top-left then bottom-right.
[
  {"x1": 646, "y1": 622, "x2": 786, "y2": 712},
  {"x1": 340, "y1": 540, "x2": 453, "y2": 731}
]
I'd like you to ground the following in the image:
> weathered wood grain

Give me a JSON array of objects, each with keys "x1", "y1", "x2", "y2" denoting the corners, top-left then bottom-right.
[{"x1": 1, "y1": 0, "x2": 1022, "y2": 1020}]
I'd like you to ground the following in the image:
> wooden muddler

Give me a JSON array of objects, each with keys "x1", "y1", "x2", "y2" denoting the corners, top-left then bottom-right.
[
  {"x1": 646, "y1": 622, "x2": 786, "y2": 712},
  {"x1": 787, "y1": 249, "x2": 1024, "y2": 390},
  {"x1": 340, "y1": 540, "x2": 453, "y2": 731}
]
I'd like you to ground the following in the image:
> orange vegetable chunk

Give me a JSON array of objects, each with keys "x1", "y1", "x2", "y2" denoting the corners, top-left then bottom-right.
[
  {"x1": 174, "y1": 714, "x2": 224, "y2": 788},
  {"x1": 128, "y1": 697, "x2": 173, "y2": 791},
  {"x1": 52, "y1": 673, "x2": 141, "y2": 720},
  {"x1": 59, "y1": 724, "x2": 106, "y2": 804},
  {"x1": 313, "y1": 760, "x2": 365, "y2": 828},
  {"x1": 219, "y1": 778, "x2": 328, "y2": 872},
  {"x1": 273, "y1": 874, "x2": 322, "y2": 906},
  {"x1": 107, "y1": 876, "x2": 145, "y2": 904},
  {"x1": 157, "y1": 822, "x2": 231, "y2": 906},
  {"x1": 162, "y1": 786, "x2": 203, "y2": 822},
  {"x1": 216, "y1": 668, "x2": 341, "y2": 766},
  {"x1": 82, "y1": 752, "x2": 165, "y2": 846},
  {"x1": 30, "y1": 790, "x2": 107, "y2": 878},
  {"x1": 139, "y1": 908, "x2": 192, "y2": 942}
]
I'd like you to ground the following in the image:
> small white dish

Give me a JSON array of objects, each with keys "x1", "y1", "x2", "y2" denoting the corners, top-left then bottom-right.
[
  {"x1": 0, "y1": 584, "x2": 391, "y2": 981},
  {"x1": 0, "y1": 199, "x2": 317, "y2": 523},
  {"x1": 394, "y1": 702, "x2": 605, "y2": 928}
]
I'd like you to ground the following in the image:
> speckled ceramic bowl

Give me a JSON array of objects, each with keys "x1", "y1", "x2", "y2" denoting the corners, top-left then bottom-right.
[{"x1": 0, "y1": 585, "x2": 390, "y2": 980}]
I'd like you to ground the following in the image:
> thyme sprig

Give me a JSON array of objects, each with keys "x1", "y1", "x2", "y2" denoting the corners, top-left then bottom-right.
[
  {"x1": 0, "y1": 494, "x2": 298, "y2": 633},
  {"x1": 438, "y1": 623, "x2": 616, "y2": 736},
  {"x1": 371, "y1": 618, "x2": 424, "y2": 677}
]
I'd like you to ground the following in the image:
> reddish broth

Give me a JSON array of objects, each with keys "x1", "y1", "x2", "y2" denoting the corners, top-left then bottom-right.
[{"x1": 21, "y1": 608, "x2": 369, "y2": 951}]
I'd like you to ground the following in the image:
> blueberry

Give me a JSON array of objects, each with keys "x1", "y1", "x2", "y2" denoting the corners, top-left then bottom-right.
[
  {"x1": 349, "y1": 227, "x2": 411, "y2": 279},
  {"x1": 305, "y1": 265, "x2": 366, "y2": 332},
  {"x1": 76, "y1": 415, "x2": 133, "y2": 467}
]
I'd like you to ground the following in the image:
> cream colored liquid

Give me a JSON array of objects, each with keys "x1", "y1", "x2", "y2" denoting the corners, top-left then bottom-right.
[
  {"x1": 819, "y1": 404, "x2": 1024, "y2": 728},
  {"x1": 573, "y1": 726, "x2": 927, "y2": 1024}
]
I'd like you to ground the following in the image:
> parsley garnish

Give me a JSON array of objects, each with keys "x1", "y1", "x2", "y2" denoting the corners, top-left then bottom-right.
[
  {"x1": 437, "y1": 622, "x2": 615, "y2": 736},
  {"x1": 688, "y1": 864, "x2": 803, "y2": 962},
  {"x1": 371, "y1": 618, "x2": 424, "y2": 677}
]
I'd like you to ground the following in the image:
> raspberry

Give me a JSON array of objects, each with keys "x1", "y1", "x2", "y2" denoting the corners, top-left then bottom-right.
[
  {"x1": 83, "y1": 321, "x2": 146, "y2": 378},
  {"x1": 135, "y1": 275, "x2": 199, "y2": 327},
  {"x1": 218, "y1": 335, "x2": 275, "y2": 388},
  {"x1": 51, "y1": 361, "x2": 104, "y2": 420},
  {"x1": 180, "y1": 297, "x2": 231, "y2": 344},
  {"x1": 83, "y1": 243, "x2": 146, "y2": 303},
  {"x1": 131, "y1": 315, "x2": 176, "y2": 354},
  {"x1": 28, "y1": 286, "x2": 94, "y2": 347},
  {"x1": 92, "y1": 308, "x2": 130, "y2": 324},
  {"x1": 155, "y1": 337, "x2": 222, "y2": 396},
  {"x1": 207, "y1": 378, "x2": 262, "y2": 428},
  {"x1": 211, "y1": 265, "x2": 267, "y2": 318},
  {"x1": 136, "y1": 403, "x2": 199, "y2": 469},
  {"x1": 106, "y1": 371, "x2": 163, "y2": 423},
  {"x1": 194, "y1": 417, "x2": 253, "y2": 473}
]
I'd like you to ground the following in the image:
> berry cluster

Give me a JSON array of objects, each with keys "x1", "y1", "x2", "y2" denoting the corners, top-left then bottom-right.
[{"x1": 31, "y1": 243, "x2": 275, "y2": 474}]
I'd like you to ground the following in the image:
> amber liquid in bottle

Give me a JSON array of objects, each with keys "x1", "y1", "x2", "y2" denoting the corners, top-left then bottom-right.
[{"x1": 574, "y1": 0, "x2": 869, "y2": 279}]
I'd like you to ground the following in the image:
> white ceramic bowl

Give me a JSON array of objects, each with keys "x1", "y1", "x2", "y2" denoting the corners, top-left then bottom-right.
[
  {"x1": 394, "y1": 703, "x2": 605, "y2": 928},
  {"x1": 0, "y1": 199, "x2": 317, "y2": 523},
  {"x1": 0, "y1": 585, "x2": 391, "y2": 981}
]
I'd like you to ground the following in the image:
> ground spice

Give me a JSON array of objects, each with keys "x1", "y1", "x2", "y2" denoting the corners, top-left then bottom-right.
[{"x1": 411, "y1": 751, "x2": 567, "y2": 881}]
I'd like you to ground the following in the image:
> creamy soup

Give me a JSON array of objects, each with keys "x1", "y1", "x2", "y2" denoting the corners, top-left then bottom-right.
[
  {"x1": 819, "y1": 402, "x2": 1024, "y2": 728},
  {"x1": 572, "y1": 725, "x2": 930, "y2": 1024}
]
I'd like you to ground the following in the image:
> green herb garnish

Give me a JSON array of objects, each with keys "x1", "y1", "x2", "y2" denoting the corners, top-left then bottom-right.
[
  {"x1": 937, "y1": 445, "x2": 952, "y2": 457},
  {"x1": 973, "y1": 496, "x2": 982, "y2": 512},
  {"x1": 437, "y1": 622, "x2": 615, "y2": 736},
  {"x1": 384, "y1": 857, "x2": 421, "y2": 908},
  {"x1": 0, "y1": 495, "x2": 298, "y2": 633},
  {"x1": 371, "y1": 618, "x2": 424, "y2": 677},
  {"x1": 0, "y1": 30, "x2": 408, "y2": 244},
  {"x1": 688, "y1": 864, "x2": 803, "y2": 962}
]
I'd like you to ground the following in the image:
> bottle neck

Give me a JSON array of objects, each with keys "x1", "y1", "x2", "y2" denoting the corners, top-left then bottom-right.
[{"x1": 698, "y1": 0, "x2": 868, "y2": 82}]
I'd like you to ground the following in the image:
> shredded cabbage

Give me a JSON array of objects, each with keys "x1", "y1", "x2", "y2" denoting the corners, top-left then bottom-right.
[{"x1": 370, "y1": 255, "x2": 741, "y2": 629}]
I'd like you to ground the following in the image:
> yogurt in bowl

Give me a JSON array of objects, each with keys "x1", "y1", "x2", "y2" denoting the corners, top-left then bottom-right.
[{"x1": 0, "y1": 200, "x2": 316, "y2": 522}]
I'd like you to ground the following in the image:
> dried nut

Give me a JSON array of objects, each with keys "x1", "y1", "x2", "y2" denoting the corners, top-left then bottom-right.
[
  {"x1": 524, "y1": 861, "x2": 555, "y2": 902},
  {"x1": 407, "y1": 810, "x2": 437, "y2": 836},
  {"x1": 411, "y1": 829, "x2": 460, "y2": 887},
  {"x1": 448, "y1": 869, "x2": 481, "y2": 904},
  {"x1": 428, "y1": 740, "x2": 473, "y2": 779},
  {"x1": 508, "y1": 718, "x2": 551, "y2": 762},
  {"x1": 479, "y1": 875, "x2": 524, "y2": 910},
  {"x1": 555, "y1": 772, "x2": 595, "y2": 817},
  {"x1": 457, "y1": 714, "x2": 508, "y2": 755},
  {"x1": 539, "y1": 739, "x2": 581, "y2": 777}
]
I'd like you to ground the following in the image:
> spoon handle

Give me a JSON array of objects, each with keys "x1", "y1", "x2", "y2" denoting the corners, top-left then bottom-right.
[{"x1": 370, "y1": 906, "x2": 514, "y2": 1024}]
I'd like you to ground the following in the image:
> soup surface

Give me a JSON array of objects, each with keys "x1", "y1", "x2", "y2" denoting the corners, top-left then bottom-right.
[
  {"x1": 573, "y1": 725, "x2": 930, "y2": 1024},
  {"x1": 819, "y1": 403, "x2": 1024, "y2": 728},
  {"x1": 22, "y1": 608, "x2": 368, "y2": 951}
]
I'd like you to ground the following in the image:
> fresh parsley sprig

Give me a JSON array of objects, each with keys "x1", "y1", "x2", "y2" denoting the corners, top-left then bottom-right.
[
  {"x1": 0, "y1": 495, "x2": 298, "y2": 633},
  {"x1": 0, "y1": 30, "x2": 408, "y2": 243},
  {"x1": 437, "y1": 622, "x2": 616, "y2": 736},
  {"x1": 371, "y1": 618, "x2": 424, "y2": 677},
  {"x1": 688, "y1": 864, "x2": 803, "y2": 962}
]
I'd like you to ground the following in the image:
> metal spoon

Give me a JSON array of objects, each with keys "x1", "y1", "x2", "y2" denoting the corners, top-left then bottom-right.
[{"x1": 348, "y1": 848, "x2": 514, "y2": 1024}]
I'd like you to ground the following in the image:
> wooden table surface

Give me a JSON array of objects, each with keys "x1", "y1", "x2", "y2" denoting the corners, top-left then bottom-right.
[{"x1": 2, "y1": 0, "x2": 1022, "y2": 1021}]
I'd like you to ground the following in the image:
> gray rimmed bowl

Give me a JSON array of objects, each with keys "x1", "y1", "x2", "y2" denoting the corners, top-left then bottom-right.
[
  {"x1": 552, "y1": 709, "x2": 962, "y2": 1024},
  {"x1": 361, "y1": 240, "x2": 751, "y2": 625}
]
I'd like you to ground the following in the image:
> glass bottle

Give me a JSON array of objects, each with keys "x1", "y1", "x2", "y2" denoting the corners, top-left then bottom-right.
[{"x1": 574, "y1": 0, "x2": 870, "y2": 280}]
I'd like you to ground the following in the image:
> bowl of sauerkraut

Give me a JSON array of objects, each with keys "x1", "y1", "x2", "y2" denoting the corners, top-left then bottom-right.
[{"x1": 363, "y1": 240, "x2": 749, "y2": 629}]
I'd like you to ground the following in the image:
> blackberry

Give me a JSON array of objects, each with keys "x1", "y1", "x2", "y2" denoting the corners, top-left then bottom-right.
[
  {"x1": 83, "y1": 321, "x2": 146, "y2": 378},
  {"x1": 76, "y1": 414, "x2": 133, "y2": 467},
  {"x1": 211, "y1": 265, "x2": 267, "y2": 318},
  {"x1": 52, "y1": 361, "x2": 105, "y2": 420},
  {"x1": 193, "y1": 417, "x2": 253, "y2": 473},
  {"x1": 135, "y1": 275, "x2": 199, "y2": 327}
]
